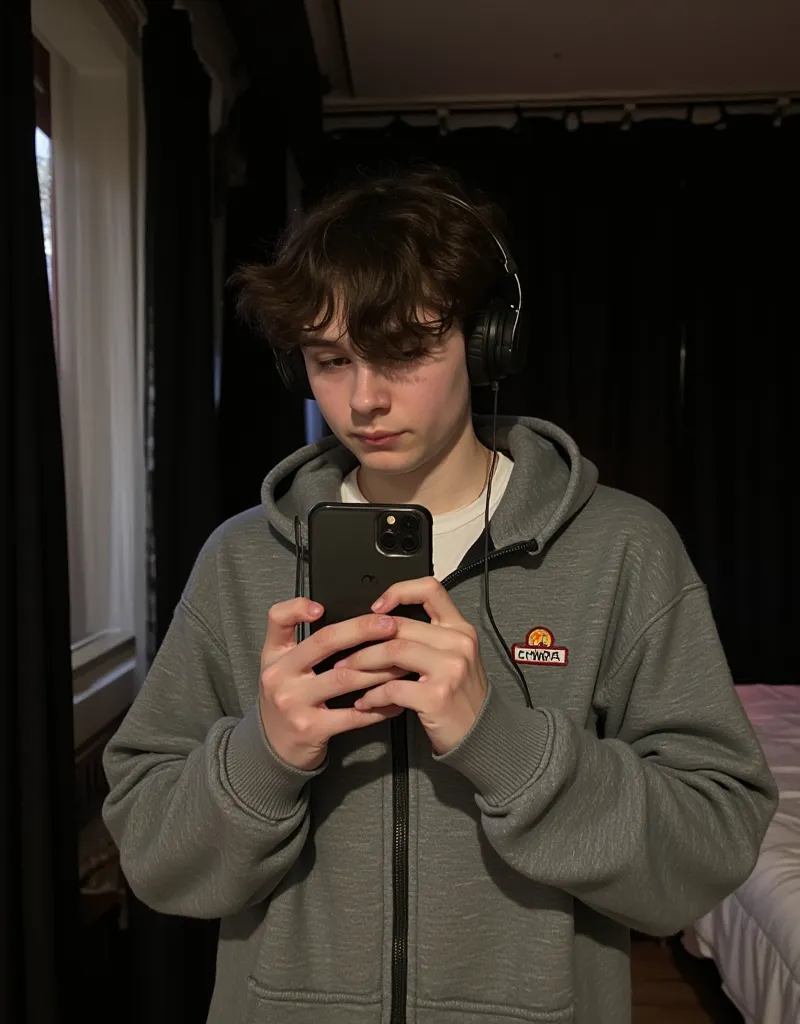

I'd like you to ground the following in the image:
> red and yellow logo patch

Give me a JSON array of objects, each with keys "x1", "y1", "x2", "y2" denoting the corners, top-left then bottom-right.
[{"x1": 512, "y1": 627, "x2": 568, "y2": 666}]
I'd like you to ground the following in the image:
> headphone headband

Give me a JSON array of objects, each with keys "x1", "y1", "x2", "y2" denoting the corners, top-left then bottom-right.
[{"x1": 439, "y1": 193, "x2": 523, "y2": 356}]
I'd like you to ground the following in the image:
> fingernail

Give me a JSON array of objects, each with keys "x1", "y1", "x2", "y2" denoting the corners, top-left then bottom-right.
[
  {"x1": 371, "y1": 597, "x2": 385, "y2": 611},
  {"x1": 378, "y1": 616, "x2": 394, "y2": 630},
  {"x1": 309, "y1": 603, "x2": 323, "y2": 616}
]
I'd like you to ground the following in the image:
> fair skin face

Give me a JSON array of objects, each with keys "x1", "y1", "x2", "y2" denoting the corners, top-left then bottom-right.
[
  {"x1": 256, "y1": 314, "x2": 497, "y2": 772},
  {"x1": 301, "y1": 316, "x2": 491, "y2": 515}
]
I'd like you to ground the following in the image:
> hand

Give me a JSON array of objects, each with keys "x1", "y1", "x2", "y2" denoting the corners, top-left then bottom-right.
[
  {"x1": 259, "y1": 598, "x2": 407, "y2": 771},
  {"x1": 339, "y1": 578, "x2": 488, "y2": 755}
]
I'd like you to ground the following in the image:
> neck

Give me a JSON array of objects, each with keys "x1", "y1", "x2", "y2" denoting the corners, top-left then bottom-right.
[{"x1": 356, "y1": 417, "x2": 492, "y2": 516}]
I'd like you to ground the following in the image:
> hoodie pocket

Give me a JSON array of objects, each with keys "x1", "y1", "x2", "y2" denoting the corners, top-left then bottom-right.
[
  {"x1": 247, "y1": 834, "x2": 385, "y2": 1000},
  {"x1": 243, "y1": 978, "x2": 382, "y2": 1024},
  {"x1": 246, "y1": 741, "x2": 389, "y2": 1009},
  {"x1": 415, "y1": 772, "x2": 576, "y2": 1019}
]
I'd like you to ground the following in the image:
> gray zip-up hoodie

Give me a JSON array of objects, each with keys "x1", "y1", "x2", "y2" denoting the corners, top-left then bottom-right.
[{"x1": 103, "y1": 415, "x2": 777, "y2": 1024}]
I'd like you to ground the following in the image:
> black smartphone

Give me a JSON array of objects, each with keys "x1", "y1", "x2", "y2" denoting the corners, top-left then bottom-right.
[{"x1": 307, "y1": 501, "x2": 433, "y2": 708}]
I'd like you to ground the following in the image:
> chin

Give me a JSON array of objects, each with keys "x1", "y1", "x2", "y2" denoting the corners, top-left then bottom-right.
[
  {"x1": 358, "y1": 449, "x2": 414, "y2": 468},
  {"x1": 358, "y1": 447, "x2": 427, "y2": 474}
]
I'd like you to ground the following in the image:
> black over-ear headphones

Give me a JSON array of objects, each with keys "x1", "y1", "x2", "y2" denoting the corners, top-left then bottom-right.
[{"x1": 273, "y1": 193, "x2": 527, "y2": 399}]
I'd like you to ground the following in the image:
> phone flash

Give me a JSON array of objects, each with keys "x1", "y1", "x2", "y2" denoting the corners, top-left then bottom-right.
[{"x1": 386, "y1": 515, "x2": 396, "y2": 525}]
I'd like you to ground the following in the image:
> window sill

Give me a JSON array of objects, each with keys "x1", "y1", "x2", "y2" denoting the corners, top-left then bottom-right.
[{"x1": 72, "y1": 630, "x2": 136, "y2": 749}]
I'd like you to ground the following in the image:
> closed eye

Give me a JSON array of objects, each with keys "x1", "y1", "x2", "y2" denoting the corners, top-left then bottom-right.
[{"x1": 315, "y1": 357, "x2": 350, "y2": 372}]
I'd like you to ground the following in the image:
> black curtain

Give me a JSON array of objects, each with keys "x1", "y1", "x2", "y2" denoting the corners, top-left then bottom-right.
[
  {"x1": 306, "y1": 115, "x2": 798, "y2": 684},
  {"x1": 678, "y1": 116, "x2": 800, "y2": 683},
  {"x1": 0, "y1": 1, "x2": 80, "y2": 1022},
  {"x1": 144, "y1": 1, "x2": 219, "y2": 656},
  {"x1": 217, "y1": 88, "x2": 306, "y2": 522},
  {"x1": 128, "y1": 4, "x2": 221, "y2": 1023},
  {"x1": 215, "y1": 0, "x2": 323, "y2": 520}
]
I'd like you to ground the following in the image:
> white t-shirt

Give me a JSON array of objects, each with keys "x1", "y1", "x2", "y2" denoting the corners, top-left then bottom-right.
[{"x1": 339, "y1": 452, "x2": 514, "y2": 581}]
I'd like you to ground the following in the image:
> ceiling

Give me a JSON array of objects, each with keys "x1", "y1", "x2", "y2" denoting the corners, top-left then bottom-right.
[{"x1": 304, "y1": 0, "x2": 800, "y2": 110}]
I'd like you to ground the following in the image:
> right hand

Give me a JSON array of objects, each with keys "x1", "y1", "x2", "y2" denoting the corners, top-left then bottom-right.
[{"x1": 259, "y1": 598, "x2": 406, "y2": 771}]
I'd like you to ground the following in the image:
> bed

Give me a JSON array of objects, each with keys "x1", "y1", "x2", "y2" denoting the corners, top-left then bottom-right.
[{"x1": 681, "y1": 684, "x2": 800, "y2": 1024}]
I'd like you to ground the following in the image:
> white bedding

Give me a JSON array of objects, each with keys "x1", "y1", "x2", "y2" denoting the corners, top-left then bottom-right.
[{"x1": 686, "y1": 684, "x2": 800, "y2": 1024}]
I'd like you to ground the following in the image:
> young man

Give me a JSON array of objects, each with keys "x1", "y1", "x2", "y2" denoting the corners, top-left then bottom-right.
[{"x1": 103, "y1": 167, "x2": 776, "y2": 1024}]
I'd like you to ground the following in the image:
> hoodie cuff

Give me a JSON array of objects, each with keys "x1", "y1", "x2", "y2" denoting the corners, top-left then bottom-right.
[
  {"x1": 433, "y1": 681, "x2": 553, "y2": 805},
  {"x1": 222, "y1": 703, "x2": 327, "y2": 820}
]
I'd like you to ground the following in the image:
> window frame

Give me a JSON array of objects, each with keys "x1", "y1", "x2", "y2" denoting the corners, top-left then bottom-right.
[{"x1": 33, "y1": 35, "x2": 51, "y2": 134}]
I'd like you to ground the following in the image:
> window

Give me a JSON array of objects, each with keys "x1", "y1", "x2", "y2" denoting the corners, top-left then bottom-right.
[{"x1": 33, "y1": 0, "x2": 146, "y2": 747}]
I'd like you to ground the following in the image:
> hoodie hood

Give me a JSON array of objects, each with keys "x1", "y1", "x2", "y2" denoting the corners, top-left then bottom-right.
[{"x1": 261, "y1": 415, "x2": 598, "y2": 555}]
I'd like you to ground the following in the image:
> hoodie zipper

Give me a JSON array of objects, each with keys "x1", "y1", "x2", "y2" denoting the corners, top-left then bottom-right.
[
  {"x1": 440, "y1": 538, "x2": 535, "y2": 590},
  {"x1": 389, "y1": 537, "x2": 536, "y2": 1023},
  {"x1": 389, "y1": 712, "x2": 409, "y2": 1024}
]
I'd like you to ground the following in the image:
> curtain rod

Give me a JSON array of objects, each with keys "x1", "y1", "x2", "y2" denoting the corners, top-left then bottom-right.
[
  {"x1": 323, "y1": 90, "x2": 798, "y2": 114},
  {"x1": 323, "y1": 93, "x2": 798, "y2": 132}
]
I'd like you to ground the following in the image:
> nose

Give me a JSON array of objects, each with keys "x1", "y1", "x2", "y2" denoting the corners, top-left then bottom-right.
[{"x1": 349, "y1": 363, "x2": 389, "y2": 415}]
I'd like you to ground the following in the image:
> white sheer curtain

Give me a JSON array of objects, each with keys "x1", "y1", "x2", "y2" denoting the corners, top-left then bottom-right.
[
  {"x1": 131, "y1": 53, "x2": 147, "y2": 686},
  {"x1": 51, "y1": 44, "x2": 145, "y2": 656}
]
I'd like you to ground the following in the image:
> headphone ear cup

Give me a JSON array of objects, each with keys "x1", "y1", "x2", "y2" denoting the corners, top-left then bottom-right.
[
  {"x1": 465, "y1": 309, "x2": 491, "y2": 386},
  {"x1": 466, "y1": 301, "x2": 527, "y2": 386},
  {"x1": 274, "y1": 348, "x2": 314, "y2": 399}
]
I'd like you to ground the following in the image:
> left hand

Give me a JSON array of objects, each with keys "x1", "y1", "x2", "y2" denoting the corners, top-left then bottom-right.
[{"x1": 337, "y1": 577, "x2": 489, "y2": 755}]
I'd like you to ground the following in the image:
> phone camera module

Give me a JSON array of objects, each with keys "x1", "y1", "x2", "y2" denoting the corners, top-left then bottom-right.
[{"x1": 379, "y1": 510, "x2": 421, "y2": 556}]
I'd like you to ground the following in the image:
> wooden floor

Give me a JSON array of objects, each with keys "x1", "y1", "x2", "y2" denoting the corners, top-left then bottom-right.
[{"x1": 632, "y1": 934, "x2": 743, "y2": 1024}]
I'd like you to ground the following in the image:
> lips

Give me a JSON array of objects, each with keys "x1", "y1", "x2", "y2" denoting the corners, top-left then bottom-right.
[{"x1": 353, "y1": 431, "x2": 406, "y2": 448}]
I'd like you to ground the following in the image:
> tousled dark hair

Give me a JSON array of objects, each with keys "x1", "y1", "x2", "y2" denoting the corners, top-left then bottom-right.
[{"x1": 230, "y1": 165, "x2": 508, "y2": 364}]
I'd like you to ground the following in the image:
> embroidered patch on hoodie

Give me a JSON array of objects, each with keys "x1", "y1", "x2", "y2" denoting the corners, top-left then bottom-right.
[{"x1": 511, "y1": 627, "x2": 569, "y2": 666}]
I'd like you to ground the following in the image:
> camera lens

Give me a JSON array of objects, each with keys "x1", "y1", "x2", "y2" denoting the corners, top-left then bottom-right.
[
  {"x1": 401, "y1": 515, "x2": 418, "y2": 531},
  {"x1": 380, "y1": 531, "x2": 397, "y2": 550},
  {"x1": 401, "y1": 536, "x2": 417, "y2": 553}
]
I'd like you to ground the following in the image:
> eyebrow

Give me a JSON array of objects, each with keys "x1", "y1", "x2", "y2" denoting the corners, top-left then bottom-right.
[{"x1": 301, "y1": 337, "x2": 341, "y2": 350}]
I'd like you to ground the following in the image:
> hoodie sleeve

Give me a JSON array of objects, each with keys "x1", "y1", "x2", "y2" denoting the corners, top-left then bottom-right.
[
  {"x1": 102, "y1": 597, "x2": 325, "y2": 919},
  {"x1": 435, "y1": 583, "x2": 778, "y2": 937}
]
